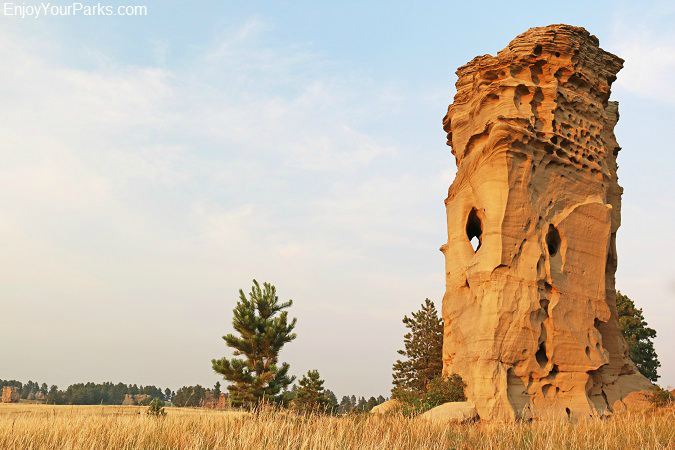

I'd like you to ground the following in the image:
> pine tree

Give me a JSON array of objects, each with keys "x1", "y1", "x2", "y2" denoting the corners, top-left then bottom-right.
[
  {"x1": 391, "y1": 299, "x2": 443, "y2": 397},
  {"x1": 287, "y1": 384, "x2": 299, "y2": 401},
  {"x1": 356, "y1": 397, "x2": 367, "y2": 411},
  {"x1": 616, "y1": 291, "x2": 660, "y2": 381},
  {"x1": 212, "y1": 280, "x2": 297, "y2": 407},
  {"x1": 338, "y1": 395, "x2": 352, "y2": 414},
  {"x1": 294, "y1": 370, "x2": 331, "y2": 413},
  {"x1": 173, "y1": 385, "x2": 206, "y2": 407},
  {"x1": 323, "y1": 389, "x2": 338, "y2": 413}
]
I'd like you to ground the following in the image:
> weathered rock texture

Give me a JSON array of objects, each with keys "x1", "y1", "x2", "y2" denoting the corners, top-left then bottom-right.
[
  {"x1": 122, "y1": 394, "x2": 151, "y2": 406},
  {"x1": 201, "y1": 391, "x2": 228, "y2": 409},
  {"x1": 440, "y1": 24, "x2": 652, "y2": 421},
  {"x1": 1, "y1": 386, "x2": 20, "y2": 403},
  {"x1": 420, "y1": 401, "x2": 478, "y2": 424},
  {"x1": 369, "y1": 399, "x2": 404, "y2": 415}
]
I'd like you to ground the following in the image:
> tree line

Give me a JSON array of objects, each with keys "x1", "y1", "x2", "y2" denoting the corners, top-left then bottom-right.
[
  {"x1": 0, "y1": 380, "x2": 172, "y2": 405},
  {"x1": 3, "y1": 285, "x2": 659, "y2": 412}
]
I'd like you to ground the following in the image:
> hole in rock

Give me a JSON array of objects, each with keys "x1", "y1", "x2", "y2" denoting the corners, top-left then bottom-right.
[
  {"x1": 466, "y1": 208, "x2": 483, "y2": 252},
  {"x1": 565, "y1": 407, "x2": 571, "y2": 418},
  {"x1": 546, "y1": 225, "x2": 561, "y2": 256},
  {"x1": 536, "y1": 342, "x2": 548, "y2": 369},
  {"x1": 585, "y1": 346, "x2": 591, "y2": 358},
  {"x1": 542, "y1": 384, "x2": 552, "y2": 397},
  {"x1": 555, "y1": 51, "x2": 561, "y2": 57},
  {"x1": 533, "y1": 44, "x2": 542, "y2": 56}
]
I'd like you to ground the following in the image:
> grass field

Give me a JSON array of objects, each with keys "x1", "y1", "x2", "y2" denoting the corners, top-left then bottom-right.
[{"x1": 0, "y1": 403, "x2": 673, "y2": 449}]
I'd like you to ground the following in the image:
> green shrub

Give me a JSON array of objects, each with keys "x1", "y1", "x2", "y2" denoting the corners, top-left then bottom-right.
[
  {"x1": 146, "y1": 398, "x2": 166, "y2": 417},
  {"x1": 393, "y1": 374, "x2": 466, "y2": 416},
  {"x1": 421, "y1": 373, "x2": 466, "y2": 408},
  {"x1": 648, "y1": 386, "x2": 673, "y2": 407}
]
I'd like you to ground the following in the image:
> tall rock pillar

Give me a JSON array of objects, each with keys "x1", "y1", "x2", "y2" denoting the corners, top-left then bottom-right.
[{"x1": 440, "y1": 24, "x2": 651, "y2": 420}]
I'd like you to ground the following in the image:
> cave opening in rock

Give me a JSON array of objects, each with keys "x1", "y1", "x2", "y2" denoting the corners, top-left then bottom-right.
[
  {"x1": 466, "y1": 208, "x2": 483, "y2": 252},
  {"x1": 546, "y1": 224, "x2": 561, "y2": 256},
  {"x1": 536, "y1": 341, "x2": 548, "y2": 369}
]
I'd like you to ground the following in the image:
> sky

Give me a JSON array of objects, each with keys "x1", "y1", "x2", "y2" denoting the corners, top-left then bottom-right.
[{"x1": 1, "y1": 0, "x2": 674, "y2": 398}]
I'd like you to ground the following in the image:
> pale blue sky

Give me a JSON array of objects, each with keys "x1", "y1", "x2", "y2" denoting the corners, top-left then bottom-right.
[{"x1": 1, "y1": 1, "x2": 674, "y2": 397}]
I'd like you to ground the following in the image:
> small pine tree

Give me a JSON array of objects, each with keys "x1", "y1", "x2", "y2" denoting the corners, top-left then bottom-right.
[
  {"x1": 147, "y1": 398, "x2": 166, "y2": 417},
  {"x1": 212, "y1": 280, "x2": 297, "y2": 407},
  {"x1": 616, "y1": 291, "x2": 660, "y2": 381},
  {"x1": 294, "y1": 370, "x2": 330, "y2": 413},
  {"x1": 392, "y1": 299, "x2": 443, "y2": 397}
]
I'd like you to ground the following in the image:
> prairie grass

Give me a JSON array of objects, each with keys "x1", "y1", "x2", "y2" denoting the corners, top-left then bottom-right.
[{"x1": 0, "y1": 403, "x2": 672, "y2": 449}]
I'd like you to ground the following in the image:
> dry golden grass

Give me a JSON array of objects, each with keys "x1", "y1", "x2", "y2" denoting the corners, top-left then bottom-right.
[{"x1": 0, "y1": 403, "x2": 672, "y2": 449}]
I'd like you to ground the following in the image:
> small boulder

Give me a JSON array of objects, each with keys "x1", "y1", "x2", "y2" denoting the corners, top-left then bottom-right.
[
  {"x1": 420, "y1": 401, "x2": 478, "y2": 424},
  {"x1": 613, "y1": 390, "x2": 652, "y2": 413},
  {"x1": 369, "y1": 399, "x2": 403, "y2": 415}
]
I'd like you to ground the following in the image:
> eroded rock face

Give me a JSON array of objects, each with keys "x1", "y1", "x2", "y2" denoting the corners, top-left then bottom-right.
[
  {"x1": 440, "y1": 24, "x2": 652, "y2": 420},
  {"x1": 1, "y1": 386, "x2": 20, "y2": 403},
  {"x1": 122, "y1": 393, "x2": 151, "y2": 406}
]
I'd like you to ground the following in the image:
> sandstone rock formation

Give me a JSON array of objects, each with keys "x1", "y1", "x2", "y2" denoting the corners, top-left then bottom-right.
[
  {"x1": 201, "y1": 391, "x2": 228, "y2": 409},
  {"x1": 612, "y1": 390, "x2": 652, "y2": 413},
  {"x1": 217, "y1": 392, "x2": 228, "y2": 409},
  {"x1": 440, "y1": 24, "x2": 652, "y2": 421},
  {"x1": 1, "y1": 386, "x2": 20, "y2": 403},
  {"x1": 369, "y1": 399, "x2": 403, "y2": 415},
  {"x1": 122, "y1": 393, "x2": 151, "y2": 406},
  {"x1": 419, "y1": 401, "x2": 478, "y2": 424}
]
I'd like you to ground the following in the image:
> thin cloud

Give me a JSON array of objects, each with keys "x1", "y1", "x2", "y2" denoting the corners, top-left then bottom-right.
[{"x1": 0, "y1": 17, "x2": 449, "y2": 396}]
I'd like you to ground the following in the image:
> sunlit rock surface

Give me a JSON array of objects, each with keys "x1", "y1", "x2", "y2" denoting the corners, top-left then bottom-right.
[{"x1": 440, "y1": 24, "x2": 652, "y2": 421}]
